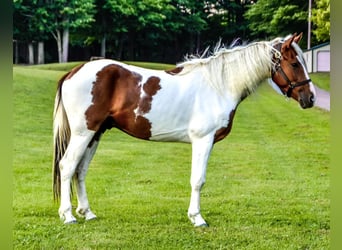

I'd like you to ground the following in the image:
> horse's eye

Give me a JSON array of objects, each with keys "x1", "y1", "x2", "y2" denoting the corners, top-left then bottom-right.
[{"x1": 291, "y1": 63, "x2": 299, "y2": 68}]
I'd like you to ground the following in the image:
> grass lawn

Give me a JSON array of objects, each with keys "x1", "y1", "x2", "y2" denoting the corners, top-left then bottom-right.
[
  {"x1": 13, "y1": 62, "x2": 329, "y2": 249},
  {"x1": 310, "y1": 72, "x2": 330, "y2": 91}
]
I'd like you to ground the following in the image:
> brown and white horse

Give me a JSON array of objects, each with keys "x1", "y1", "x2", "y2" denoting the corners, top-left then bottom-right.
[{"x1": 53, "y1": 33, "x2": 315, "y2": 226}]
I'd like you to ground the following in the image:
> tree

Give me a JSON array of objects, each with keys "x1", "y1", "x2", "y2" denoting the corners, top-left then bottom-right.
[
  {"x1": 13, "y1": 0, "x2": 96, "y2": 63},
  {"x1": 90, "y1": 0, "x2": 206, "y2": 61},
  {"x1": 65, "y1": 0, "x2": 253, "y2": 62},
  {"x1": 13, "y1": 0, "x2": 48, "y2": 64},
  {"x1": 103, "y1": 0, "x2": 177, "y2": 60},
  {"x1": 312, "y1": 0, "x2": 330, "y2": 42},
  {"x1": 163, "y1": 0, "x2": 208, "y2": 55},
  {"x1": 205, "y1": 0, "x2": 252, "y2": 44},
  {"x1": 244, "y1": 0, "x2": 309, "y2": 41},
  {"x1": 34, "y1": 0, "x2": 96, "y2": 63}
]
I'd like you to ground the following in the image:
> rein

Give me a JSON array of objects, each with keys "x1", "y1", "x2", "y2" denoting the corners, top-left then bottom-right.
[{"x1": 272, "y1": 44, "x2": 311, "y2": 97}]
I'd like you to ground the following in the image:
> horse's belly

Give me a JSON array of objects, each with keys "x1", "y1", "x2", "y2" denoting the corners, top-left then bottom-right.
[
  {"x1": 145, "y1": 110, "x2": 192, "y2": 142},
  {"x1": 149, "y1": 129, "x2": 191, "y2": 142}
]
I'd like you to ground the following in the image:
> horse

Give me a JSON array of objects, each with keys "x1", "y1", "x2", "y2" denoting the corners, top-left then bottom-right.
[{"x1": 53, "y1": 33, "x2": 316, "y2": 227}]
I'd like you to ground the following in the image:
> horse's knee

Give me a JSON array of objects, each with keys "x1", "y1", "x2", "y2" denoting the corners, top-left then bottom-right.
[
  {"x1": 60, "y1": 168, "x2": 75, "y2": 182},
  {"x1": 59, "y1": 157, "x2": 78, "y2": 182},
  {"x1": 191, "y1": 179, "x2": 205, "y2": 191}
]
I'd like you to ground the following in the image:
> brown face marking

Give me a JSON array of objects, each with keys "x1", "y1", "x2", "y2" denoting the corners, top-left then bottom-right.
[
  {"x1": 165, "y1": 67, "x2": 183, "y2": 75},
  {"x1": 85, "y1": 64, "x2": 162, "y2": 140},
  {"x1": 214, "y1": 109, "x2": 236, "y2": 143}
]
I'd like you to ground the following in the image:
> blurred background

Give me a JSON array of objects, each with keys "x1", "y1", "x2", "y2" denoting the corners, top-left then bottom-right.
[{"x1": 13, "y1": 0, "x2": 330, "y2": 65}]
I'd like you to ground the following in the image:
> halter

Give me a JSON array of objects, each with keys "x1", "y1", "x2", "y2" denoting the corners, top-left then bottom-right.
[
  {"x1": 276, "y1": 66, "x2": 312, "y2": 97},
  {"x1": 272, "y1": 43, "x2": 311, "y2": 98}
]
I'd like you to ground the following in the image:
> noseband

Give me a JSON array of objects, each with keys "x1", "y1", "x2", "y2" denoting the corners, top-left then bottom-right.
[
  {"x1": 272, "y1": 44, "x2": 311, "y2": 97},
  {"x1": 275, "y1": 66, "x2": 311, "y2": 97}
]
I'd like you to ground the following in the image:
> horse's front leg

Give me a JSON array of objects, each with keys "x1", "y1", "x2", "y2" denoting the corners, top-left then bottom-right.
[{"x1": 188, "y1": 136, "x2": 214, "y2": 227}]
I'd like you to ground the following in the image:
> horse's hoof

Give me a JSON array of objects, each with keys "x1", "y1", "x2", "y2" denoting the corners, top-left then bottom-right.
[
  {"x1": 188, "y1": 212, "x2": 208, "y2": 227},
  {"x1": 64, "y1": 218, "x2": 77, "y2": 224},
  {"x1": 77, "y1": 208, "x2": 97, "y2": 221},
  {"x1": 85, "y1": 212, "x2": 97, "y2": 221},
  {"x1": 61, "y1": 213, "x2": 77, "y2": 224}
]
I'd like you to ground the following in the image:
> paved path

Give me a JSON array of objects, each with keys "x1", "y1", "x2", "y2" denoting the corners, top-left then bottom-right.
[{"x1": 314, "y1": 85, "x2": 330, "y2": 111}]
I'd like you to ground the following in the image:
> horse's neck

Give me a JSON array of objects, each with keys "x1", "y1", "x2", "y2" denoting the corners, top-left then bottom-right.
[
  {"x1": 204, "y1": 63, "x2": 270, "y2": 102},
  {"x1": 179, "y1": 42, "x2": 273, "y2": 102},
  {"x1": 222, "y1": 45, "x2": 272, "y2": 101}
]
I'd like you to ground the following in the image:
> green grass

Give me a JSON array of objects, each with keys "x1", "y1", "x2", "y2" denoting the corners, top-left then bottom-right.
[
  {"x1": 13, "y1": 63, "x2": 329, "y2": 249},
  {"x1": 28, "y1": 61, "x2": 86, "y2": 71},
  {"x1": 310, "y1": 72, "x2": 330, "y2": 91}
]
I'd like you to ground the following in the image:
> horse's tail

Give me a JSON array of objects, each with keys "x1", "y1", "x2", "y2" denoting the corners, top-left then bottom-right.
[{"x1": 52, "y1": 73, "x2": 71, "y2": 201}]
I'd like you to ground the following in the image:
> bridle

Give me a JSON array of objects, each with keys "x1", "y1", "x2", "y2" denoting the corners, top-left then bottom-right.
[
  {"x1": 275, "y1": 65, "x2": 312, "y2": 97},
  {"x1": 272, "y1": 43, "x2": 311, "y2": 98}
]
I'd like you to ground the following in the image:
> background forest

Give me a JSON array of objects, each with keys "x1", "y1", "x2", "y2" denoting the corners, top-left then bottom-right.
[{"x1": 13, "y1": 0, "x2": 330, "y2": 64}]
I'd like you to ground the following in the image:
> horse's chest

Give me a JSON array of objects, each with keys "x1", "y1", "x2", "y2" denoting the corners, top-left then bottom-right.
[{"x1": 213, "y1": 109, "x2": 236, "y2": 143}]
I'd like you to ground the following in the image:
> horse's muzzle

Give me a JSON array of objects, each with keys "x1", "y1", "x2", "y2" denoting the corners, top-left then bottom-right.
[{"x1": 299, "y1": 93, "x2": 315, "y2": 109}]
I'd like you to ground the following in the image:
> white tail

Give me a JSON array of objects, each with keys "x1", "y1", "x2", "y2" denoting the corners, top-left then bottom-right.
[{"x1": 52, "y1": 74, "x2": 71, "y2": 200}]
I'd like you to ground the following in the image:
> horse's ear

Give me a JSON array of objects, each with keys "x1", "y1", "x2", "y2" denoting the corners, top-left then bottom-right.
[
  {"x1": 293, "y1": 32, "x2": 303, "y2": 44},
  {"x1": 281, "y1": 34, "x2": 296, "y2": 60}
]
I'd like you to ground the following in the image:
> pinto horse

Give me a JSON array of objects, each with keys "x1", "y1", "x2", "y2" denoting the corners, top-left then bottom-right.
[{"x1": 53, "y1": 33, "x2": 316, "y2": 226}]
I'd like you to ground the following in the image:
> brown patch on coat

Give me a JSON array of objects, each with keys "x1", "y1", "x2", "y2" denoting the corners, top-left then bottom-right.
[
  {"x1": 165, "y1": 67, "x2": 183, "y2": 75},
  {"x1": 137, "y1": 76, "x2": 161, "y2": 114},
  {"x1": 85, "y1": 64, "x2": 162, "y2": 140},
  {"x1": 214, "y1": 109, "x2": 236, "y2": 143}
]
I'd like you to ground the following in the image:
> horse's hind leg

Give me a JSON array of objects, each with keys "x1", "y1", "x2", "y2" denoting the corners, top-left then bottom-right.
[
  {"x1": 75, "y1": 137, "x2": 101, "y2": 221},
  {"x1": 59, "y1": 132, "x2": 95, "y2": 224}
]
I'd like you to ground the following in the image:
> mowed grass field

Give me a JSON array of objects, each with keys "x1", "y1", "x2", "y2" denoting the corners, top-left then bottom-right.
[{"x1": 13, "y1": 62, "x2": 329, "y2": 249}]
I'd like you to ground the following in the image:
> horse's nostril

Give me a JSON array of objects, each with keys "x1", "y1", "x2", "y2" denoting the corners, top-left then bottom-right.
[{"x1": 310, "y1": 94, "x2": 315, "y2": 104}]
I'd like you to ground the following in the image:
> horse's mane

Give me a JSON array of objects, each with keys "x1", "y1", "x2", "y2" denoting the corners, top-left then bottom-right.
[{"x1": 176, "y1": 36, "x2": 293, "y2": 99}]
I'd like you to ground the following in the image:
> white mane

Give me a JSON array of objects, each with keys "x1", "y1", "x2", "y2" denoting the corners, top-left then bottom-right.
[{"x1": 176, "y1": 37, "x2": 285, "y2": 99}]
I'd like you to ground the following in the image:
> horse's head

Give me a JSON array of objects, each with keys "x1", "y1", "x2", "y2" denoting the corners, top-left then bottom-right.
[{"x1": 270, "y1": 33, "x2": 316, "y2": 109}]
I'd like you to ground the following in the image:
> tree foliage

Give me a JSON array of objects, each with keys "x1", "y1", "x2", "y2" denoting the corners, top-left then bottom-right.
[
  {"x1": 244, "y1": 0, "x2": 309, "y2": 40},
  {"x1": 13, "y1": 0, "x2": 330, "y2": 64},
  {"x1": 245, "y1": 0, "x2": 330, "y2": 45},
  {"x1": 312, "y1": 0, "x2": 330, "y2": 42},
  {"x1": 13, "y1": 0, "x2": 45, "y2": 42},
  {"x1": 14, "y1": 0, "x2": 95, "y2": 62}
]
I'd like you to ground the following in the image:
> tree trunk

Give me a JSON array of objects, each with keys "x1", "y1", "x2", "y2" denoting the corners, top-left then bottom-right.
[
  {"x1": 62, "y1": 27, "x2": 69, "y2": 63},
  {"x1": 188, "y1": 34, "x2": 194, "y2": 55},
  {"x1": 196, "y1": 32, "x2": 201, "y2": 54},
  {"x1": 28, "y1": 42, "x2": 34, "y2": 65},
  {"x1": 173, "y1": 36, "x2": 181, "y2": 63},
  {"x1": 116, "y1": 36, "x2": 125, "y2": 60},
  {"x1": 127, "y1": 32, "x2": 135, "y2": 60},
  {"x1": 101, "y1": 35, "x2": 106, "y2": 58},
  {"x1": 37, "y1": 42, "x2": 45, "y2": 64},
  {"x1": 14, "y1": 40, "x2": 19, "y2": 64},
  {"x1": 56, "y1": 30, "x2": 63, "y2": 63}
]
